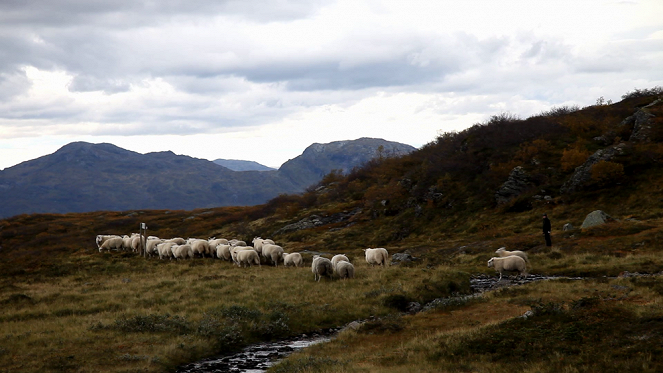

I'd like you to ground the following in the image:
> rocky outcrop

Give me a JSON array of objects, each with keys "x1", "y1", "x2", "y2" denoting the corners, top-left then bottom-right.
[
  {"x1": 580, "y1": 210, "x2": 614, "y2": 229},
  {"x1": 273, "y1": 208, "x2": 362, "y2": 235},
  {"x1": 495, "y1": 166, "x2": 532, "y2": 204},
  {"x1": 560, "y1": 144, "x2": 626, "y2": 194},
  {"x1": 622, "y1": 99, "x2": 661, "y2": 143}
]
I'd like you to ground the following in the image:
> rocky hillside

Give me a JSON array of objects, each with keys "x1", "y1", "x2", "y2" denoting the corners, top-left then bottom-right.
[{"x1": 0, "y1": 138, "x2": 415, "y2": 218}]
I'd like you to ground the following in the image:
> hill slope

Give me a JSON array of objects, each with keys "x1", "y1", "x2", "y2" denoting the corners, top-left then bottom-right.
[{"x1": 212, "y1": 159, "x2": 276, "y2": 171}]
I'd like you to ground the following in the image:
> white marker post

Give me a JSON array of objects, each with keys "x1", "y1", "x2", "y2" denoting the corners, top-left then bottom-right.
[{"x1": 140, "y1": 223, "x2": 148, "y2": 258}]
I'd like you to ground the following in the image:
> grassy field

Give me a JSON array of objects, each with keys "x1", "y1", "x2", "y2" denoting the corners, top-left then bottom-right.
[{"x1": 2, "y1": 211, "x2": 663, "y2": 372}]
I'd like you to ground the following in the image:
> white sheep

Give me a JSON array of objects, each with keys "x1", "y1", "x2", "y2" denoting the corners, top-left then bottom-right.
[
  {"x1": 312, "y1": 255, "x2": 333, "y2": 282},
  {"x1": 262, "y1": 244, "x2": 284, "y2": 267},
  {"x1": 230, "y1": 246, "x2": 255, "y2": 265},
  {"x1": 121, "y1": 235, "x2": 134, "y2": 251},
  {"x1": 96, "y1": 234, "x2": 120, "y2": 249},
  {"x1": 251, "y1": 237, "x2": 267, "y2": 255},
  {"x1": 208, "y1": 238, "x2": 228, "y2": 255},
  {"x1": 131, "y1": 235, "x2": 142, "y2": 252},
  {"x1": 364, "y1": 248, "x2": 389, "y2": 267},
  {"x1": 157, "y1": 242, "x2": 176, "y2": 260},
  {"x1": 145, "y1": 238, "x2": 163, "y2": 257},
  {"x1": 495, "y1": 247, "x2": 529, "y2": 264},
  {"x1": 487, "y1": 256, "x2": 528, "y2": 281},
  {"x1": 172, "y1": 244, "x2": 194, "y2": 260},
  {"x1": 335, "y1": 261, "x2": 355, "y2": 280},
  {"x1": 331, "y1": 254, "x2": 350, "y2": 271},
  {"x1": 283, "y1": 252, "x2": 303, "y2": 267},
  {"x1": 235, "y1": 249, "x2": 261, "y2": 267},
  {"x1": 166, "y1": 237, "x2": 186, "y2": 245},
  {"x1": 229, "y1": 239, "x2": 247, "y2": 247},
  {"x1": 188, "y1": 239, "x2": 211, "y2": 258},
  {"x1": 216, "y1": 244, "x2": 232, "y2": 261},
  {"x1": 99, "y1": 237, "x2": 124, "y2": 252}
]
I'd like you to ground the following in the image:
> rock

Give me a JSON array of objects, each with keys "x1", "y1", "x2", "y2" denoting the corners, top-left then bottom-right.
[
  {"x1": 406, "y1": 302, "x2": 422, "y2": 314},
  {"x1": 391, "y1": 252, "x2": 417, "y2": 265},
  {"x1": 274, "y1": 208, "x2": 362, "y2": 235},
  {"x1": 580, "y1": 210, "x2": 614, "y2": 229},
  {"x1": 562, "y1": 223, "x2": 574, "y2": 231},
  {"x1": 495, "y1": 166, "x2": 533, "y2": 204},
  {"x1": 560, "y1": 144, "x2": 626, "y2": 194},
  {"x1": 621, "y1": 106, "x2": 657, "y2": 143}
]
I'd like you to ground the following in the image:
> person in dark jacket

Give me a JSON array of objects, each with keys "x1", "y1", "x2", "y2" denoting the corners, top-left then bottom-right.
[{"x1": 542, "y1": 213, "x2": 552, "y2": 247}]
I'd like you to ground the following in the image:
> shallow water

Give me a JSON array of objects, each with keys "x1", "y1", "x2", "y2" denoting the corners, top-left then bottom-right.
[{"x1": 176, "y1": 333, "x2": 332, "y2": 373}]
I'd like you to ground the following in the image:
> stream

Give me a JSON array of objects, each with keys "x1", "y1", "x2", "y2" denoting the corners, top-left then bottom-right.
[{"x1": 176, "y1": 273, "x2": 583, "y2": 372}]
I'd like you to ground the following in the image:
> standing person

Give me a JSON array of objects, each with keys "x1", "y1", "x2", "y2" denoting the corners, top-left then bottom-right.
[{"x1": 542, "y1": 213, "x2": 552, "y2": 247}]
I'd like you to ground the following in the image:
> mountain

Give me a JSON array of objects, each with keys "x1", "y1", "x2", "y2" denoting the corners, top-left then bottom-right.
[
  {"x1": 0, "y1": 138, "x2": 415, "y2": 218},
  {"x1": 279, "y1": 138, "x2": 416, "y2": 188},
  {"x1": 213, "y1": 159, "x2": 276, "y2": 171}
]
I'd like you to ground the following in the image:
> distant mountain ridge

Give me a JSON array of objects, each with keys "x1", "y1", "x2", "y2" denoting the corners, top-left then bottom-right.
[
  {"x1": 0, "y1": 137, "x2": 415, "y2": 218},
  {"x1": 213, "y1": 159, "x2": 275, "y2": 171}
]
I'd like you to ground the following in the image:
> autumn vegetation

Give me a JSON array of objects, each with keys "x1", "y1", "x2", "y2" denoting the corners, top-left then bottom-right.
[{"x1": 1, "y1": 88, "x2": 663, "y2": 372}]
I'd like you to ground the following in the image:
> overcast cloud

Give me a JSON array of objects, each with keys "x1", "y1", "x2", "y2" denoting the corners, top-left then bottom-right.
[{"x1": 1, "y1": 0, "x2": 662, "y2": 169}]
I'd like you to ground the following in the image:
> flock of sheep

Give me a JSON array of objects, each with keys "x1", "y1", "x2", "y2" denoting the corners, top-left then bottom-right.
[
  {"x1": 96, "y1": 234, "x2": 390, "y2": 281},
  {"x1": 97, "y1": 234, "x2": 528, "y2": 281}
]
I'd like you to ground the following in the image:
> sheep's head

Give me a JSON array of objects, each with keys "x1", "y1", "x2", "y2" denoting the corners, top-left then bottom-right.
[
  {"x1": 495, "y1": 247, "x2": 506, "y2": 254},
  {"x1": 487, "y1": 258, "x2": 494, "y2": 268}
]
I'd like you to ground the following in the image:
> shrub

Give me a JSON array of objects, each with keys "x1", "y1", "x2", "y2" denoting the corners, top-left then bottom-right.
[
  {"x1": 590, "y1": 161, "x2": 624, "y2": 185},
  {"x1": 561, "y1": 147, "x2": 591, "y2": 172},
  {"x1": 621, "y1": 86, "x2": 663, "y2": 100}
]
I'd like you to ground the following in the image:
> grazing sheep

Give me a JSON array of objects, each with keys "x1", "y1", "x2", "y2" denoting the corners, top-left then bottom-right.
[
  {"x1": 312, "y1": 255, "x2": 333, "y2": 282},
  {"x1": 188, "y1": 239, "x2": 211, "y2": 258},
  {"x1": 121, "y1": 235, "x2": 134, "y2": 251},
  {"x1": 96, "y1": 235, "x2": 120, "y2": 248},
  {"x1": 263, "y1": 239, "x2": 275, "y2": 245},
  {"x1": 157, "y1": 242, "x2": 176, "y2": 260},
  {"x1": 172, "y1": 244, "x2": 194, "y2": 260},
  {"x1": 364, "y1": 248, "x2": 389, "y2": 267},
  {"x1": 251, "y1": 237, "x2": 268, "y2": 255},
  {"x1": 336, "y1": 261, "x2": 355, "y2": 280},
  {"x1": 99, "y1": 237, "x2": 124, "y2": 252},
  {"x1": 262, "y1": 244, "x2": 284, "y2": 267},
  {"x1": 488, "y1": 256, "x2": 528, "y2": 281},
  {"x1": 495, "y1": 247, "x2": 529, "y2": 264},
  {"x1": 236, "y1": 249, "x2": 261, "y2": 267},
  {"x1": 145, "y1": 239, "x2": 163, "y2": 257},
  {"x1": 229, "y1": 239, "x2": 247, "y2": 247},
  {"x1": 166, "y1": 237, "x2": 186, "y2": 245},
  {"x1": 331, "y1": 254, "x2": 349, "y2": 271},
  {"x1": 230, "y1": 246, "x2": 255, "y2": 265},
  {"x1": 283, "y1": 252, "x2": 303, "y2": 267},
  {"x1": 216, "y1": 244, "x2": 232, "y2": 261},
  {"x1": 208, "y1": 238, "x2": 228, "y2": 254},
  {"x1": 131, "y1": 235, "x2": 142, "y2": 252}
]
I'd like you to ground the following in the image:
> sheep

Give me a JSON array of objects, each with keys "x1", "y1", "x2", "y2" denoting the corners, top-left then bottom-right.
[
  {"x1": 99, "y1": 237, "x2": 124, "y2": 252},
  {"x1": 208, "y1": 238, "x2": 228, "y2": 255},
  {"x1": 188, "y1": 239, "x2": 211, "y2": 258},
  {"x1": 166, "y1": 237, "x2": 186, "y2": 245},
  {"x1": 283, "y1": 252, "x2": 303, "y2": 267},
  {"x1": 121, "y1": 235, "x2": 134, "y2": 251},
  {"x1": 145, "y1": 239, "x2": 163, "y2": 257},
  {"x1": 157, "y1": 242, "x2": 176, "y2": 260},
  {"x1": 331, "y1": 254, "x2": 349, "y2": 271},
  {"x1": 495, "y1": 247, "x2": 529, "y2": 264},
  {"x1": 229, "y1": 239, "x2": 247, "y2": 247},
  {"x1": 131, "y1": 235, "x2": 142, "y2": 252},
  {"x1": 311, "y1": 255, "x2": 333, "y2": 282},
  {"x1": 96, "y1": 234, "x2": 120, "y2": 248},
  {"x1": 216, "y1": 244, "x2": 232, "y2": 261},
  {"x1": 336, "y1": 261, "x2": 355, "y2": 280},
  {"x1": 364, "y1": 248, "x2": 389, "y2": 267},
  {"x1": 172, "y1": 244, "x2": 194, "y2": 260},
  {"x1": 263, "y1": 239, "x2": 275, "y2": 245},
  {"x1": 251, "y1": 237, "x2": 267, "y2": 255},
  {"x1": 230, "y1": 246, "x2": 255, "y2": 265},
  {"x1": 235, "y1": 249, "x2": 261, "y2": 267},
  {"x1": 262, "y1": 243, "x2": 284, "y2": 267},
  {"x1": 487, "y1": 256, "x2": 528, "y2": 281}
]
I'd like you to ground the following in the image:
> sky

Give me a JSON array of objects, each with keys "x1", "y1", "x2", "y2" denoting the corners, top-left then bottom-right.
[{"x1": 0, "y1": 0, "x2": 662, "y2": 170}]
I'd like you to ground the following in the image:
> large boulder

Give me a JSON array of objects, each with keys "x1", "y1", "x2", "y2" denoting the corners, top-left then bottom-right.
[
  {"x1": 580, "y1": 210, "x2": 614, "y2": 229},
  {"x1": 495, "y1": 166, "x2": 532, "y2": 204}
]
